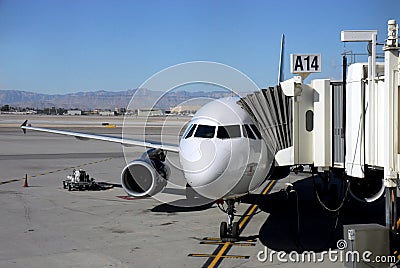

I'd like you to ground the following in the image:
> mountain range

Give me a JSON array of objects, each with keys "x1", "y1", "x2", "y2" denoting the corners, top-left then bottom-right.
[{"x1": 0, "y1": 89, "x2": 238, "y2": 110}]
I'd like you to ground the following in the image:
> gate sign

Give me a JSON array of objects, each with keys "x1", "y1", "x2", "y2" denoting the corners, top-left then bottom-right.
[{"x1": 290, "y1": 54, "x2": 321, "y2": 73}]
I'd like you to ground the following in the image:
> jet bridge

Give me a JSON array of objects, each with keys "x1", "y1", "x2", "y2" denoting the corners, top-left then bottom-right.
[
  {"x1": 239, "y1": 19, "x2": 400, "y2": 236},
  {"x1": 238, "y1": 76, "x2": 332, "y2": 169},
  {"x1": 238, "y1": 85, "x2": 293, "y2": 157}
]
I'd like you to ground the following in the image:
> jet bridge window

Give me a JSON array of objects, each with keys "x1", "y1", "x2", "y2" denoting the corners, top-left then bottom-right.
[
  {"x1": 306, "y1": 110, "x2": 313, "y2": 132},
  {"x1": 243, "y1": 124, "x2": 256, "y2": 140},
  {"x1": 184, "y1": 124, "x2": 197, "y2": 139},
  {"x1": 217, "y1": 125, "x2": 241, "y2": 139},
  {"x1": 194, "y1": 125, "x2": 216, "y2": 138}
]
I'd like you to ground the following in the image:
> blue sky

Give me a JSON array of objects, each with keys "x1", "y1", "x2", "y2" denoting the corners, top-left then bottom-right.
[{"x1": 0, "y1": 0, "x2": 398, "y2": 94}]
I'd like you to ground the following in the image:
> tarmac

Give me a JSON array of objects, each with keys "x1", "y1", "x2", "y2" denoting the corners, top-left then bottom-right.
[{"x1": 0, "y1": 114, "x2": 390, "y2": 267}]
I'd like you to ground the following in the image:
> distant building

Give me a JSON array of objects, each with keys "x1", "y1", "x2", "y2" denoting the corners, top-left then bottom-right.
[
  {"x1": 170, "y1": 105, "x2": 201, "y2": 115},
  {"x1": 137, "y1": 108, "x2": 163, "y2": 117},
  {"x1": 67, "y1": 110, "x2": 82, "y2": 116},
  {"x1": 115, "y1": 107, "x2": 126, "y2": 115},
  {"x1": 99, "y1": 111, "x2": 115, "y2": 116}
]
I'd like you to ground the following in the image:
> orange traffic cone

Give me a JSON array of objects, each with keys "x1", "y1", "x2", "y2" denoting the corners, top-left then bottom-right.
[{"x1": 23, "y1": 174, "x2": 28, "y2": 187}]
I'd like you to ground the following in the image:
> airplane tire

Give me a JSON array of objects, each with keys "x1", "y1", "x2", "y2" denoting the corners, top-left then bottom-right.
[
  {"x1": 220, "y1": 222, "x2": 227, "y2": 239},
  {"x1": 232, "y1": 222, "x2": 239, "y2": 238}
]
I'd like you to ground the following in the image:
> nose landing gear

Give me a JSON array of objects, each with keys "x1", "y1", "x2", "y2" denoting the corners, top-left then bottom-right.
[{"x1": 219, "y1": 199, "x2": 239, "y2": 241}]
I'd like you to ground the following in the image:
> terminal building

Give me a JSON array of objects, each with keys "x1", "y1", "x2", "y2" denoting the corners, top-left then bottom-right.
[
  {"x1": 66, "y1": 110, "x2": 82, "y2": 116},
  {"x1": 170, "y1": 105, "x2": 201, "y2": 115},
  {"x1": 137, "y1": 108, "x2": 164, "y2": 117}
]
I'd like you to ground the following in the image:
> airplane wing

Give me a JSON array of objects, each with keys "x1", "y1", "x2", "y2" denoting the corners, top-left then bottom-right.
[{"x1": 20, "y1": 120, "x2": 179, "y2": 153}]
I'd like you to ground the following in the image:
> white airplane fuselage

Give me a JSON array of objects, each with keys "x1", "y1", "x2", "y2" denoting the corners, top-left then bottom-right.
[{"x1": 179, "y1": 97, "x2": 273, "y2": 200}]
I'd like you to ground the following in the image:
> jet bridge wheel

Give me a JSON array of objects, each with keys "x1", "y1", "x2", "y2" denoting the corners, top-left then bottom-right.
[{"x1": 348, "y1": 170, "x2": 385, "y2": 203}]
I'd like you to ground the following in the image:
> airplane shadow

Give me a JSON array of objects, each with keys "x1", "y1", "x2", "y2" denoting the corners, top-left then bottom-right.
[
  {"x1": 162, "y1": 187, "x2": 186, "y2": 196},
  {"x1": 62, "y1": 182, "x2": 122, "y2": 192},
  {"x1": 241, "y1": 176, "x2": 393, "y2": 253},
  {"x1": 97, "y1": 182, "x2": 122, "y2": 188},
  {"x1": 151, "y1": 198, "x2": 215, "y2": 213},
  {"x1": 71, "y1": 182, "x2": 121, "y2": 191}
]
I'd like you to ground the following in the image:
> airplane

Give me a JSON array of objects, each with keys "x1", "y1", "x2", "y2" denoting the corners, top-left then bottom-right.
[
  {"x1": 20, "y1": 96, "x2": 280, "y2": 240},
  {"x1": 21, "y1": 35, "x2": 293, "y2": 240}
]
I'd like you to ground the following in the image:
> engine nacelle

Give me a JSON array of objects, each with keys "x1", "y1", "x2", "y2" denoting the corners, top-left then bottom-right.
[{"x1": 121, "y1": 149, "x2": 170, "y2": 197}]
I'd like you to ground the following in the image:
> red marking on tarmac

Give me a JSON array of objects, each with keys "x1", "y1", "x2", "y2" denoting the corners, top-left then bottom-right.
[{"x1": 116, "y1": 196, "x2": 146, "y2": 200}]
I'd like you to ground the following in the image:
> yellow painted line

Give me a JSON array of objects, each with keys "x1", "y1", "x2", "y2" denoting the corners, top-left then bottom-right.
[
  {"x1": 189, "y1": 254, "x2": 216, "y2": 257},
  {"x1": 215, "y1": 255, "x2": 249, "y2": 259},
  {"x1": 206, "y1": 179, "x2": 276, "y2": 268},
  {"x1": 188, "y1": 254, "x2": 249, "y2": 259},
  {"x1": 238, "y1": 180, "x2": 275, "y2": 230},
  {"x1": 200, "y1": 241, "x2": 255, "y2": 246},
  {"x1": 202, "y1": 237, "x2": 221, "y2": 241},
  {"x1": 238, "y1": 205, "x2": 258, "y2": 229},
  {"x1": 208, "y1": 242, "x2": 230, "y2": 268},
  {"x1": 0, "y1": 179, "x2": 20, "y2": 185},
  {"x1": 202, "y1": 237, "x2": 256, "y2": 242}
]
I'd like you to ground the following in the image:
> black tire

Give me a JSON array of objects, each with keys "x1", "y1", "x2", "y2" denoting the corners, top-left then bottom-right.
[
  {"x1": 68, "y1": 184, "x2": 71, "y2": 191},
  {"x1": 232, "y1": 222, "x2": 239, "y2": 238},
  {"x1": 220, "y1": 222, "x2": 228, "y2": 239}
]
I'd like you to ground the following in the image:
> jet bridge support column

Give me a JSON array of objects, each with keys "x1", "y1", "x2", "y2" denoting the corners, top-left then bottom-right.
[{"x1": 383, "y1": 19, "x2": 399, "y2": 234}]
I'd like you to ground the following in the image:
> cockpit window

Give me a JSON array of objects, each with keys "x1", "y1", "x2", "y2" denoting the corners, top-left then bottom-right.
[
  {"x1": 194, "y1": 125, "x2": 216, "y2": 138},
  {"x1": 243, "y1": 124, "x2": 256, "y2": 140},
  {"x1": 217, "y1": 125, "x2": 241, "y2": 139},
  {"x1": 250, "y1": 124, "x2": 262, "y2": 139},
  {"x1": 184, "y1": 124, "x2": 196, "y2": 139}
]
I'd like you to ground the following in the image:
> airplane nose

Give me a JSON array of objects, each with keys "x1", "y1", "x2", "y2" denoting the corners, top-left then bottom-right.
[
  {"x1": 179, "y1": 139, "x2": 229, "y2": 187},
  {"x1": 180, "y1": 139, "x2": 216, "y2": 172}
]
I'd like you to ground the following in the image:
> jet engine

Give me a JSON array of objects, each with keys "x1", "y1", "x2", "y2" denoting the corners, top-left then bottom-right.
[{"x1": 121, "y1": 148, "x2": 170, "y2": 197}]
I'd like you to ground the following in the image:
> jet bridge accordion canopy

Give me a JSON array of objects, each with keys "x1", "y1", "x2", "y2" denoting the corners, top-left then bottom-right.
[{"x1": 237, "y1": 86, "x2": 293, "y2": 155}]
